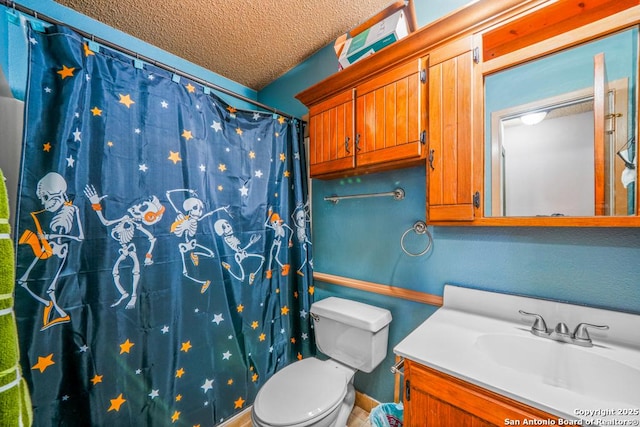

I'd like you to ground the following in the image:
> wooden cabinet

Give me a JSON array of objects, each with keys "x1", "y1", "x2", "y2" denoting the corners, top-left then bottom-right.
[
  {"x1": 427, "y1": 36, "x2": 477, "y2": 222},
  {"x1": 304, "y1": 58, "x2": 427, "y2": 178},
  {"x1": 355, "y1": 58, "x2": 427, "y2": 169},
  {"x1": 308, "y1": 89, "x2": 355, "y2": 177},
  {"x1": 404, "y1": 359, "x2": 559, "y2": 427},
  {"x1": 299, "y1": 0, "x2": 640, "y2": 226}
]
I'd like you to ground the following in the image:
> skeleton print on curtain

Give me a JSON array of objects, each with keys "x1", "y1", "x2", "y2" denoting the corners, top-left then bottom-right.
[{"x1": 15, "y1": 23, "x2": 313, "y2": 426}]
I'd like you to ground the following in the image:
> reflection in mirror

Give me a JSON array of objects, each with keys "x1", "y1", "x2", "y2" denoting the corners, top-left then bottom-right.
[
  {"x1": 493, "y1": 94, "x2": 595, "y2": 216},
  {"x1": 485, "y1": 28, "x2": 638, "y2": 217}
]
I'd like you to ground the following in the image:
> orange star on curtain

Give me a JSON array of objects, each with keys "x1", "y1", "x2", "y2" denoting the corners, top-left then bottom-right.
[
  {"x1": 185, "y1": 83, "x2": 195, "y2": 93},
  {"x1": 119, "y1": 339, "x2": 134, "y2": 354},
  {"x1": 83, "y1": 43, "x2": 95, "y2": 57},
  {"x1": 175, "y1": 368, "x2": 185, "y2": 378},
  {"x1": 168, "y1": 151, "x2": 182, "y2": 164},
  {"x1": 91, "y1": 374, "x2": 103, "y2": 385},
  {"x1": 182, "y1": 130, "x2": 193, "y2": 140},
  {"x1": 118, "y1": 94, "x2": 135, "y2": 108},
  {"x1": 107, "y1": 393, "x2": 126, "y2": 412},
  {"x1": 57, "y1": 65, "x2": 75, "y2": 79},
  {"x1": 234, "y1": 397, "x2": 245, "y2": 409},
  {"x1": 180, "y1": 341, "x2": 192, "y2": 352},
  {"x1": 90, "y1": 106, "x2": 102, "y2": 116},
  {"x1": 31, "y1": 353, "x2": 55, "y2": 373},
  {"x1": 171, "y1": 410, "x2": 181, "y2": 423},
  {"x1": 43, "y1": 142, "x2": 52, "y2": 152}
]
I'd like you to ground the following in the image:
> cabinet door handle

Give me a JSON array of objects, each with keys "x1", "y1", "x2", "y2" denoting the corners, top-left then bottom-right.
[
  {"x1": 428, "y1": 149, "x2": 435, "y2": 171},
  {"x1": 355, "y1": 134, "x2": 361, "y2": 152},
  {"x1": 345, "y1": 136, "x2": 351, "y2": 154}
]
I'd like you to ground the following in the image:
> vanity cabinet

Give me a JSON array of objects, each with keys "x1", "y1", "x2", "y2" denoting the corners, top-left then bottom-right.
[
  {"x1": 304, "y1": 58, "x2": 427, "y2": 179},
  {"x1": 427, "y1": 36, "x2": 477, "y2": 222},
  {"x1": 404, "y1": 359, "x2": 559, "y2": 426}
]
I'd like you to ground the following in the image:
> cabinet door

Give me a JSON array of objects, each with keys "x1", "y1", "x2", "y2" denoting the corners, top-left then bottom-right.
[
  {"x1": 427, "y1": 37, "x2": 476, "y2": 222},
  {"x1": 404, "y1": 360, "x2": 559, "y2": 427},
  {"x1": 355, "y1": 58, "x2": 426, "y2": 167},
  {"x1": 308, "y1": 89, "x2": 355, "y2": 177}
]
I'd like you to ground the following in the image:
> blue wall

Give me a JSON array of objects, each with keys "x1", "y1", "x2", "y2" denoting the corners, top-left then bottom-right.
[{"x1": 259, "y1": 1, "x2": 640, "y2": 404}]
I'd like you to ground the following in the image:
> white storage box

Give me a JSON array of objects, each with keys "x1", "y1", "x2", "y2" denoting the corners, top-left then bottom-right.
[{"x1": 338, "y1": 9, "x2": 409, "y2": 68}]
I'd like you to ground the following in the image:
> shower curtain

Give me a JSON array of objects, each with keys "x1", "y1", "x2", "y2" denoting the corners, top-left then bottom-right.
[{"x1": 15, "y1": 23, "x2": 313, "y2": 426}]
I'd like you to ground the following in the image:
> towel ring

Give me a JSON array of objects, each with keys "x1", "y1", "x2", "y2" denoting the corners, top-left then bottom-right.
[{"x1": 400, "y1": 221, "x2": 433, "y2": 257}]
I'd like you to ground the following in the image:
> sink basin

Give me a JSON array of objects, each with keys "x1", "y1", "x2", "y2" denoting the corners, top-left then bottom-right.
[
  {"x1": 395, "y1": 284, "x2": 640, "y2": 422},
  {"x1": 474, "y1": 333, "x2": 640, "y2": 406}
]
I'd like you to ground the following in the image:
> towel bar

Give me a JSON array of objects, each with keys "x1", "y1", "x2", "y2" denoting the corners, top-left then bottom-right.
[{"x1": 324, "y1": 187, "x2": 405, "y2": 204}]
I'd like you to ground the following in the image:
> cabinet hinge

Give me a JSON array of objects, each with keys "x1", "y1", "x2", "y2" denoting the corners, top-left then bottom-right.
[
  {"x1": 420, "y1": 130, "x2": 426, "y2": 145},
  {"x1": 405, "y1": 380, "x2": 411, "y2": 401},
  {"x1": 420, "y1": 68, "x2": 427, "y2": 83},
  {"x1": 473, "y1": 191, "x2": 481, "y2": 209},
  {"x1": 473, "y1": 47, "x2": 480, "y2": 64}
]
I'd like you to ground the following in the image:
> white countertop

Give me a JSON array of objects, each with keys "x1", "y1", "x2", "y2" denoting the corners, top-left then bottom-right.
[{"x1": 394, "y1": 285, "x2": 640, "y2": 425}]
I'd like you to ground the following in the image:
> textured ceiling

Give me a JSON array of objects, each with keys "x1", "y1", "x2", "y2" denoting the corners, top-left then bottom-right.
[{"x1": 55, "y1": 0, "x2": 398, "y2": 90}]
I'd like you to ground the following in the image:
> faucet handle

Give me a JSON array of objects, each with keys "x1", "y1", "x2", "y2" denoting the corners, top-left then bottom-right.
[
  {"x1": 573, "y1": 323, "x2": 610, "y2": 342},
  {"x1": 554, "y1": 322, "x2": 571, "y2": 336},
  {"x1": 519, "y1": 310, "x2": 548, "y2": 334}
]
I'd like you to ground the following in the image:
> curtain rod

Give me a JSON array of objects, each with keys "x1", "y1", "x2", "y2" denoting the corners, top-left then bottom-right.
[{"x1": 1, "y1": 0, "x2": 300, "y2": 121}]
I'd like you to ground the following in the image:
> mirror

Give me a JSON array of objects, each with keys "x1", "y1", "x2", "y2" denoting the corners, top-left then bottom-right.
[{"x1": 485, "y1": 27, "x2": 638, "y2": 217}]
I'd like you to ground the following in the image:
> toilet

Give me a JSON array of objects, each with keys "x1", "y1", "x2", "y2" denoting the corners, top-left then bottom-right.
[{"x1": 251, "y1": 297, "x2": 392, "y2": 427}]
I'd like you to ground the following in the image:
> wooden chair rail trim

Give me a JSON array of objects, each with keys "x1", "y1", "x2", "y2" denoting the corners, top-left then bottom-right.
[{"x1": 313, "y1": 272, "x2": 443, "y2": 307}]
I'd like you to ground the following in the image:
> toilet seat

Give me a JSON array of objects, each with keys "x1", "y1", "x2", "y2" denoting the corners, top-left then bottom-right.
[{"x1": 253, "y1": 358, "x2": 351, "y2": 426}]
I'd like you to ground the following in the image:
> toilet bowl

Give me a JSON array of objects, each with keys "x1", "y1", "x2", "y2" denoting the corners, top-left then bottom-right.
[
  {"x1": 251, "y1": 358, "x2": 356, "y2": 427},
  {"x1": 251, "y1": 297, "x2": 392, "y2": 427}
]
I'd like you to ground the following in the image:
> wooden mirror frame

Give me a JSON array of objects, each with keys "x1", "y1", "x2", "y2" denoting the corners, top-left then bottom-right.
[{"x1": 471, "y1": 0, "x2": 640, "y2": 227}]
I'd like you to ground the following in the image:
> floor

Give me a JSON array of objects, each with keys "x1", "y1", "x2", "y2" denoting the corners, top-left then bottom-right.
[
  {"x1": 233, "y1": 405, "x2": 372, "y2": 427},
  {"x1": 347, "y1": 405, "x2": 372, "y2": 426},
  {"x1": 228, "y1": 392, "x2": 376, "y2": 427}
]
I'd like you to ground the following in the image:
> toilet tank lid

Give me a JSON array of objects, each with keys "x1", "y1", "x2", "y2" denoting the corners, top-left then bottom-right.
[{"x1": 310, "y1": 297, "x2": 392, "y2": 332}]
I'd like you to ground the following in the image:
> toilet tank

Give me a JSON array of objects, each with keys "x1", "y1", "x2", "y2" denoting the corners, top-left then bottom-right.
[{"x1": 310, "y1": 297, "x2": 392, "y2": 373}]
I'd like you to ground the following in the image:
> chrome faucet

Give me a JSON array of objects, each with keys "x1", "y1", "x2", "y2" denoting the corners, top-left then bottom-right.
[{"x1": 518, "y1": 310, "x2": 609, "y2": 347}]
